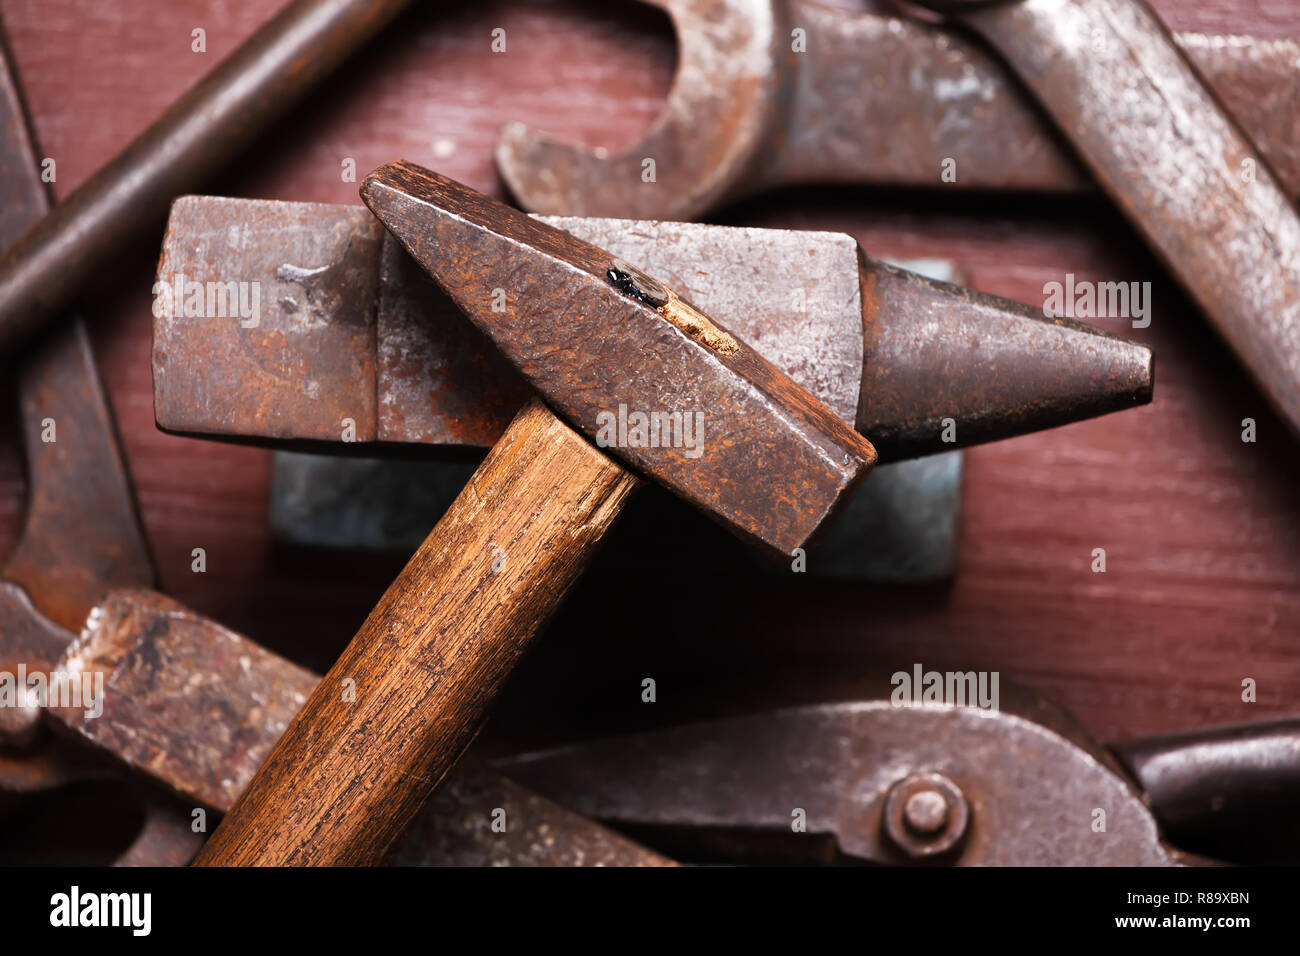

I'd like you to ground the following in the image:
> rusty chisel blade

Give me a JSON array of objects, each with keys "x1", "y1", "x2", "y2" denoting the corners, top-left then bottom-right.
[{"x1": 151, "y1": 196, "x2": 1152, "y2": 462}]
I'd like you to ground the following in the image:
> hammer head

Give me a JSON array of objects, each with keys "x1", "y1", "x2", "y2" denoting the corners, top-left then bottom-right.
[{"x1": 360, "y1": 162, "x2": 876, "y2": 557}]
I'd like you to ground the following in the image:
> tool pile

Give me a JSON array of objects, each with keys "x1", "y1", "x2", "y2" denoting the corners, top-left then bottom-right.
[{"x1": 1, "y1": 0, "x2": 1297, "y2": 868}]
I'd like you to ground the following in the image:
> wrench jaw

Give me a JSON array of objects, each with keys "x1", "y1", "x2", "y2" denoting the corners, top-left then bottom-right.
[{"x1": 495, "y1": 0, "x2": 785, "y2": 219}]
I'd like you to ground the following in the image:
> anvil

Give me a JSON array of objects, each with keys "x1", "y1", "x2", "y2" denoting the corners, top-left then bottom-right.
[{"x1": 153, "y1": 197, "x2": 1152, "y2": 579}]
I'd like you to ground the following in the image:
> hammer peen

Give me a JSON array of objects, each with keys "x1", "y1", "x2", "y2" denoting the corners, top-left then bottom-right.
[{"x1": 194, "y1": 163, "x2": 876, "y2": 866}]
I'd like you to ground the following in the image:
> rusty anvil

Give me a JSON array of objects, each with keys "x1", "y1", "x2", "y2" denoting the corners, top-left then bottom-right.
[
  {"x1": 173, "y1": 164, "x2": 1153, "y2": 865},
  {"x1": 155, "y1": 201, "x2": 1152, "y2": 462},
  {"x1": 153, "y1": 198, "x2": 1153, "y2": 579}
]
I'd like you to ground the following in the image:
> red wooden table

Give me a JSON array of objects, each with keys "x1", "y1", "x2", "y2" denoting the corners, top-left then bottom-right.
[{"x1": 0, "y1": 0, "x2": 1296, "y2": 751}]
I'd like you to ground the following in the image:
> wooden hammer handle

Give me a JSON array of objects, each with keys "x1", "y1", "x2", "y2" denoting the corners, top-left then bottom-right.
[{"x1": 194, "y1": 398, "x2": 639, "y2": 865}]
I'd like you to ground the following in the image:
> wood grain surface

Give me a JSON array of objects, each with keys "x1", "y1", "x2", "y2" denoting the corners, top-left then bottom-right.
[
  {"x1": 0, "y1": 0, "x2": 1296, "y2": 762},
  {"x1": 195, "y1": 398, "x2": 639, "y2": 865}
]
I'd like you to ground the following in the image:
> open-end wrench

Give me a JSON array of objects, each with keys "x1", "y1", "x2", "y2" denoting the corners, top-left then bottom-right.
[
  {"x1": 0, "y1": 28, "x2": 153, "y2": 635},
  {"x1": 497, "y1": 0, "x2": 1300, "y2": 217},
  {"x1": 904, "y1": 0, "x2": 1300, "y2": 436},
  {"x1": 0, "y1": 26, "x2": 193, "y2": 865}
]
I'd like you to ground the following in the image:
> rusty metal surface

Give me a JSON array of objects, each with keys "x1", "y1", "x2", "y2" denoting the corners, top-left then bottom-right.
[
  {"x1": 263, "y1": 262, "x2": 962, "y2": 583},
  {"x1": 497, "y1": 0, "x2": 780, "y2": 222},
  {"x1": 497, "y1": 686, "x2": 1183, "y2": 866},
  {"x1": 360, "y1": 162, "x2": 875, "y2": 557},
  {"x1": 4, "y1": 325, "x2": 156, "y2": 630},
  {"x1": 0, "y1": 580, "x2": 69, "y2": 682},
  {"x1": 375, "y1": 227, "x2": 529, "y2": 446},
  {"x1": 1114, "y1": 719, "x2": 1300, "y2": 865},
  {"x1": 919, "y1": 0, "x2": 1300, "y2": 435},
  {"x1": 496, "y1": 0, "x2": 1300, "y2": 218},
  {"x1": 56, "y1": 590, "x2": 313, "y2": 811},
  {"x1": 0, "y1": 582, "x2": 124, "y2": 796},
  {"x1": 0, "y1": 0, "x2": 416, "y2": 358},
  {"x1": 860, "y1": 259, "x2": 1153, "y2": 460},
  {"x1": 55, "y1": 589, "x2": 672, "y2": 867},
  {"x1": 0, "y1": 586, "x2": 201, "y2": 865},
  {"x1": 0, "y1": 19, "x2": 163, "y2": 860},
  {"x1": 153, "y1": 198, "x2": 385, "y2": 443},
  {"x1": 153, "y1": 196, "x2": 1153, "y2": 462},
  {"x1": 154, "y1": 197, "x2": 863, "y2": 448}
]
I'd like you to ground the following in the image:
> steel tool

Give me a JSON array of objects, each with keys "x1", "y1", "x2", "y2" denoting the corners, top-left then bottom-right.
[
  {"x1": 263, "y1": 252, "x2": 964, "y2": 581},
  {"x1": 1114, "y1": 719, "x2": 1300, "y2": 866},
  {"x1": 0, "y1": 30, "x2": 153, "y2": 635},
  {"x1": 47, "y1": 597, "x2": 1298, "y2": 865},
  {"x1": 0, "y1": 0, "x2": 416, "y2": 358},
  {"x1": 41, "y1": 589, "x2": 671, "y2": 867},
  {"x1": 152, "y1": 197, "x2": 1153, "y2": 463},
  {"x1": 193, "y1": 163, "x2": 882, "y2": 866},
  {"x1": 0, "y1": 22, "x2": 193, "y2": 866},
  {"x1": 904, "y1": 0, "x2": 1300, "y2": 435},
  {"x1": 266, "y1": 260, "x2": 961, "y2": 583},
  {"x1": 497, "y1": 684, "x2": 1300, "y2": 865},
  {"x1": 496, "y1": 0, "x2": 1300, "y2": 217}
]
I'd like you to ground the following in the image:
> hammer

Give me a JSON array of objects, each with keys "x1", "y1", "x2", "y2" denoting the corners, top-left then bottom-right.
[{"x1": 194, "y1": 163, "x2": 877, "y2": 866}]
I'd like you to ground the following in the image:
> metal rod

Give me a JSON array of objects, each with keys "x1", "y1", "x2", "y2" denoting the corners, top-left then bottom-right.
[{"x1": 0, "y1": 0, "x2": 413, "y2": 358}]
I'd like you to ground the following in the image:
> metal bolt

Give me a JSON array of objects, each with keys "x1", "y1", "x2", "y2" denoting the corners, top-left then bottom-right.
[
  {"x1": 882, "y1": 771, "x2": 970, "y2": 859},
  {"x1": 903, "y1": 788, "x2": 949, "y2": 835}
]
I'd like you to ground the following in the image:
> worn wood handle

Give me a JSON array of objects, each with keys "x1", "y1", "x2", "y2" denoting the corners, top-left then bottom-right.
[{"x1": 194, "y1": 397, "x2": 640, "y2": 865}]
